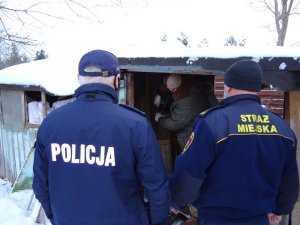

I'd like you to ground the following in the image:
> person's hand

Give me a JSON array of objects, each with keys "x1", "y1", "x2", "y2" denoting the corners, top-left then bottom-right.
[
  {"x1": 170, "y1": 207, "x2": 179, "y2": 215},
  {"x1": 155, "y1": 113, "x2": 164, "y2": 122},
  {"x1": 268, "y1": 213, "x2": 282, "y2": 224},
  {"x1": 153, "y1": 95, "x2": 161, "y2": 108}
]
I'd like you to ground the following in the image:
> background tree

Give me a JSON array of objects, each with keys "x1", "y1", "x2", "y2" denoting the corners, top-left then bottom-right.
[
  {"x1": 177, "y1": 32, "x2": 189, "y2": 47},
  {"x1": 198, "y1": 38, "x2": 209, "y2": 48},
  {"x1": 224, "y1": 35, "x2": 246, "y2": 46},
  {"x1": 0, "y1": 0, "x2": 130, "y2": 58},
  {"x1": 0, "y1": 43, "x2": 29, "y2": 69},
  {"x1": 34, "y1": 49, "x2": 48, "y2": 60},
  {"x1": 0, "y1": 2, "x2": 58, "y2": 51},
  {"x1": 256, "y1": 0, "x2": 300, "y2": 46},
  {"x1": 161, "y1": 33, "x2": 167, "y2": 42}
]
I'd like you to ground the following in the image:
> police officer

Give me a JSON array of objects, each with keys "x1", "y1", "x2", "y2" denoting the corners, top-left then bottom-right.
[
  {"x1": 33, "y1": 50, "x2": 170, "y2": 225},
  {"x1": 169, "y1": 59, "x2": 299, "y2": 225}
]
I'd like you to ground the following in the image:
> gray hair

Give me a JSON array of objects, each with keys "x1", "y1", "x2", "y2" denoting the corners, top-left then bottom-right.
[{"x1": 78, "y1": 66, "x2": 115, "y2": 86}]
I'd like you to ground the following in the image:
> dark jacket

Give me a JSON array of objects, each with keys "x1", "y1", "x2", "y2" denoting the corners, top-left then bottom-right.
[
  {"x1": 33, "y1": 83, "x2": 170, "y2": 225},
  {"x1": 158, "y1": 83, "x2": 215, "y2": 149},
  {"x1": 170, "y1": 94, "x2": 299, "y2": 222}
]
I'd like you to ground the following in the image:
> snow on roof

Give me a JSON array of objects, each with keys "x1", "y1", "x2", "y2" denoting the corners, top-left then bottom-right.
[
  {"x1": 0, "y1": 56, "x2": 80, "y2": 96},
  {"x1": 0, "y1": 46, "x2": 299, "y2": 96},
  {"x1": 115, "y1": 45, "x2": 300, "y2": 58}
]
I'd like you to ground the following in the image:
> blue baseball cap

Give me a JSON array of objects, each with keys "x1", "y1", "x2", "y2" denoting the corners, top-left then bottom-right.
[{"x1": 78, "y1": 50, "x2": 120, "y2": 77}]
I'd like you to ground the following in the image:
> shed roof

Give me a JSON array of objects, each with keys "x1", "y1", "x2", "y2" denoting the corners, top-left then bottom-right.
[{"x1": 0, "y1": 47, "x2": 299, "y2": 95}]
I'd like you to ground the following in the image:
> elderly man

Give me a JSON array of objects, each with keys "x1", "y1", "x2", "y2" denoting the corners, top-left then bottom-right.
[{"x1": 155, "y1": 74, "x2": 216, "y2": 151}]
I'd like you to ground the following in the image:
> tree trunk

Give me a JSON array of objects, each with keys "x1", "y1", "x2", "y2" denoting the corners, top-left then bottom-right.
[{"x1": 274, "y1": 0, "x2": 294, "y2": 46}]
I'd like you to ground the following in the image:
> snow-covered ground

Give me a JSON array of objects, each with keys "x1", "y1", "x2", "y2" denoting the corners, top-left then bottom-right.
[{"x1": 0, "y1": 178, "x2": 40, "y2": 225}]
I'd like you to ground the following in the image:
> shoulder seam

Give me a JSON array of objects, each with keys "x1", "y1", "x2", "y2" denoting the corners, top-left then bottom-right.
[
  {"x1": 200, "y1": 104, "x2": 224, "y2": 117},
  {"x1": 118, "y1": 104, "x2": 146, "y2": 117}
]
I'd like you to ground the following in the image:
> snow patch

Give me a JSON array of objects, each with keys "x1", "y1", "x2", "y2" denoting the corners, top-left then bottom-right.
[
  {"x1": 279, "y1": 63, "x2": 287, "y2": 70},
  {"x1": 0, "y1": 179, "x2": 38, "y2": 225},
  {"x1": 186, "y1": 57, "x2": 199, "y2": 64}
]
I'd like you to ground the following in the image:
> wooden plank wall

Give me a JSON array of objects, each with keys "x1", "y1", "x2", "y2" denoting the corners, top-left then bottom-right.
[
  {"x1": 0, "y1": 123, "x2": 36, "y2": 182},
  {"x1": 214, "y1": 76, "x2": 284, "y2": 117},
  {"x1": 287, "y1": 91, "x2": 300, "y2": 225},
  {"x1": 125, "y1": 73, "x2": 135, "y2": 106}
]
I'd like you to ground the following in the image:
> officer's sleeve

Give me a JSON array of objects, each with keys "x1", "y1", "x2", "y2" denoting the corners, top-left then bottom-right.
[
  {"x1": 32, "y1": 135, "x2": 54, "y2": 224},
  {"x1": 158, "y1": 98, "x2": 195, "y2": 131},
  {"x1": 135, "y1": 122, "x2": 170, "y2": 225},
  {"x1": 274, "y1": 139, "x2": 299, "y2": 215},
  {"x1": 170, "y1": 117, "x2": 216, "y2": 209}
]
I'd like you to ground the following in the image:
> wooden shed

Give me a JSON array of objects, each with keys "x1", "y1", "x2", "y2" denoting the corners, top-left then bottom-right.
[
  {"x1": 0, "y1": 48, "x2": 299, "y2": 224},
  {"x1": 117, "y1": 51, "x2": 300, "y2": 224},
  {"x1": 0, "y1": 58, "x2": 79, "y2": 182}
]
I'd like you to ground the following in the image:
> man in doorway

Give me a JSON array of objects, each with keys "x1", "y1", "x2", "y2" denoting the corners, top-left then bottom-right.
[{"x1": 154, "y1": 74, "x2": 217, "y2": 151}]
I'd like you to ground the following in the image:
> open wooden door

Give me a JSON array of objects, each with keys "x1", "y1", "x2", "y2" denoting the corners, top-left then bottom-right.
[{"x1": 285, "y1": 91, "x2": 300, "y2": 225}]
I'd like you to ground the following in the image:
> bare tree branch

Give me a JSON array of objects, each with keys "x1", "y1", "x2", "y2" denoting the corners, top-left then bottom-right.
[
  {"x1": 0, "y1": 0, "x2": 101, "y2": 54},
  {"x1": 63, "y1": 0, "x2": 103, "y2": 24},
  {"x1": 0, "y1": 0, "x2": 147, "y2": 58},
  {"x1": 290, "y1": 40, "x2": 300, "y2": 46},
  {"x1": 262, "y1": 0, "x2": 276, "y2": 14},
  {"x1": 0, "y1": 2, "x2": 65, "y2": 24},
  {"x1": 252, "y1": 0, "x2": 300, "y2": 46}
]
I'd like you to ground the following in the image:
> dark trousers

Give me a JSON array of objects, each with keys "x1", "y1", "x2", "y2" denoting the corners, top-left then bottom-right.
[{"x1": 199, "y1": 215, "x2": 271, "y2": 225}]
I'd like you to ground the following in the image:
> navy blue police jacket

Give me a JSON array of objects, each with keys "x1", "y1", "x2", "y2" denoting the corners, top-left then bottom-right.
[
  {"x1": 170, "y1": 94, "x2": 299, "y2": 222},
  {"x1": 33, "y1": 83, "x2": 170, "y2": 225}
]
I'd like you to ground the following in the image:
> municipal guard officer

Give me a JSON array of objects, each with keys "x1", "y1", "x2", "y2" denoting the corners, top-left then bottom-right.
[
  {"x1": 33, "y1": 50, "x2": 170, "y2": 225},
  {"x1": 170, "y1": 59, "x2": 299, "y2": 225}
]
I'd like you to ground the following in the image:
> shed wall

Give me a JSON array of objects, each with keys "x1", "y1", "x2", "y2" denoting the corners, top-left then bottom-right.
[
  {"x1": 0, "y1": 123, "x2": 36, "y2": 182},
  {"x1": 214, "y1": 76, "x2": 284, "y2": 117}
]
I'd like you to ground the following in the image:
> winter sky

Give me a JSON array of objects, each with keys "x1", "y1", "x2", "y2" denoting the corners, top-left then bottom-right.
[
  {"x1": 10, "y1": 0, "x2": 300, "y2": 59},
  {"x1": 1, "y1": 0, "x2": 300, "y2": 96}
]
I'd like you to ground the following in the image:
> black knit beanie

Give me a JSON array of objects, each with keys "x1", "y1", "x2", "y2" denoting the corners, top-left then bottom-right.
[{"x1": 224, "y1": 59, "x2": 262, "y2": 92}]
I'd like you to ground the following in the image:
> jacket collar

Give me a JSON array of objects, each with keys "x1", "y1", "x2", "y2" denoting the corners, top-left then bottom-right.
[
  {"x1": 75, "y1": 83, "x2": 118, "y2": 103},
  {"x1": 219, "y1": 94, "x2": 261, "y2": 107}
]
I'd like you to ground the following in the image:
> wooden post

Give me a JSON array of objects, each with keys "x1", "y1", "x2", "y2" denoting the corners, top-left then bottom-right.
[
  {"x1": 143, "y1": 76, "x2": 151, "y2": 115},
  {"x1": 285, "y1": 91, "x2": 300, "y2": 225},
  {"x1": 41, "y1": 91, "x2": 47, "y2": 119},
  {"x1": 125, "y1": 73, "x2": 134, "y2": 107}
]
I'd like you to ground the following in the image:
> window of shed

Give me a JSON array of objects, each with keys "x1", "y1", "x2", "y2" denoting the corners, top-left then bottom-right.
[
  {"x1": 25, "y1": 91, "x2": 75, "y2": 127},
  {"x1": 0, "y1": 90, "x2": 25, "y2": 131}
]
